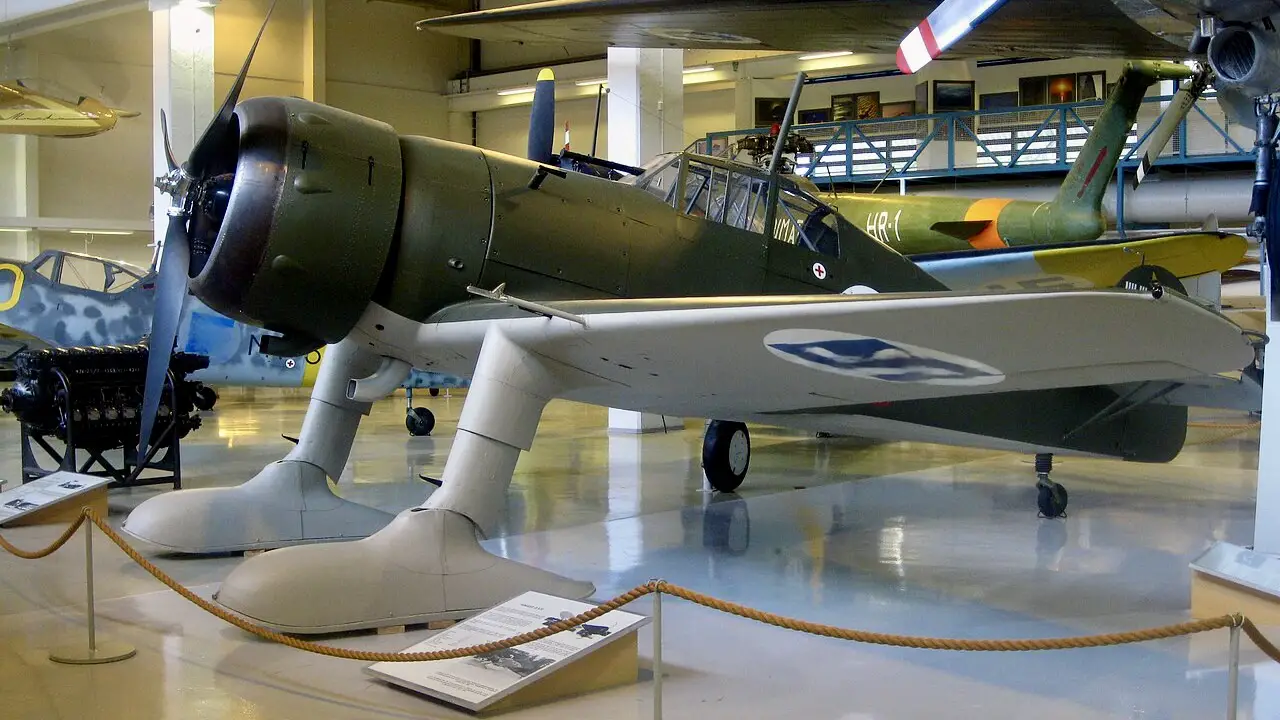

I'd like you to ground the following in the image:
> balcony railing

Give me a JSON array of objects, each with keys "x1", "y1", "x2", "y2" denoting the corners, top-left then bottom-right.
[{"x1": 700, "y1": 93, "x2": 1254, "y2": 185}]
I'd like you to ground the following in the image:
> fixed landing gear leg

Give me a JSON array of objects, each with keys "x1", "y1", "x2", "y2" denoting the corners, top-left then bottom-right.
[
  {"x1": 1034, "y1": 452, "x2": 1068, "y2": 518},
  {"x1": 123, "y1": 338, "x2": 393, "y2": 553},
  {"x1": 212, "y1": 327, "x2": 593, "y2": 633}
]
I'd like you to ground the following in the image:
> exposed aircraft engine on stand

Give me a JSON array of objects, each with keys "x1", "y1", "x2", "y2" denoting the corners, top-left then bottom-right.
[
  {"x1": 1, "y1": 345, "x2": 212, "y2": 488},
  {"x1": 735, "y1": 132, "x2": 814, "y2": 173}
]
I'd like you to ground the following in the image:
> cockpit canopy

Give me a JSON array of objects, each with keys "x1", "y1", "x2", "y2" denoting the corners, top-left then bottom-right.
[
  {"x1": 27, "y1": 250, "x2": 148, "y2": 294},
  {"x1": 627, "y1": 152, "x2": 843, "y2": 258}
]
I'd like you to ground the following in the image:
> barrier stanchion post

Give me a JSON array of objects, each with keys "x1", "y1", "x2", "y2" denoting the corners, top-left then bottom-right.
[
  {"x1": 49, "y1": 515, "x2": 136, "y2": 665},
  {"x1": 653, "y1": 584, "x2": 663, "y2": 720},
  {"x1": 1228, "y1": 621, "x2": 1241, "y2": 720}
]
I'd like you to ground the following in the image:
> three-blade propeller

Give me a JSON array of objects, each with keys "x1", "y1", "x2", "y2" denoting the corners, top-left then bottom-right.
[
  {"x1": 139, "y1": 0, "x2": 276, "y2": 463},
  {"x1": 896, "y1": 0, "x2": 1009, "y2": 75},
  {"x1": 1132, "y1": 63, "x2": 1214, "y2": 189}
]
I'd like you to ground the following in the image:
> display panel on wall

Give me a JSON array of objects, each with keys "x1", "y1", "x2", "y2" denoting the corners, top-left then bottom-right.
[
  {"x1": 881, "y1": 101, "x2": 916, "y2": 118},
  {"x1": 1019, "y1": 71, "x2": 1105, "y2": 106},
  {"x1": 832, "y1": 91, "x2": 882, "y2": 121},
  {"x1": 932, "y1": 81, "x2": 974, "y2": 112},
  {"x1": 1076, "y1": 71, "x2": 1106, "y2": 101},
  {"x1": 798, "y1": 107, "x2": 833, "y2": 124},
  {"x1": 755, "y1": 97, "x2": 790, "y2": 127},
  {"x1": 979, "y1": 92, "x2": 1019, "y2": 110}
]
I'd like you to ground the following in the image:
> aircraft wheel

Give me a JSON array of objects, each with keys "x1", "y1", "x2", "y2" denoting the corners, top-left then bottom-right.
[
  {"x1": 1037, "y1": 481, "x2": 1069, "y2": 518},
  {"x1": 406, "y1": 407, "x2": 436, "y2": 437},
  {"x1": 429, "y1": 387, "x2": 441, "y2": 397},
  {"x1": 194, "y1": 386, "x2": 219, "y2": 411},
  {"x1": 702, "y1": 420, "x2": 750, "y2": 492}
]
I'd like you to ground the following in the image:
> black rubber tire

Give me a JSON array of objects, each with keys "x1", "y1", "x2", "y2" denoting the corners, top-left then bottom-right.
[
  {"x1": 194, "y1": 386, "x2": 219, "y2": 411},
  {"x1": 405, "y1": 407, "x2": 436, "y2": 437},
  {"x1": 702, "y1": 420, "x2": 750, "y2": 492},
  {"x1": 429, "y1": 387, "x2": 441, "y2": 397},
  {"x1": 1037, "y1": 482, "x2": 1069, "y2": 518}
]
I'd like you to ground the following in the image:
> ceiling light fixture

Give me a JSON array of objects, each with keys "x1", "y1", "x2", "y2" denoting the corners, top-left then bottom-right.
[
  {"x1": 799, "y1": 51, "x2": 854, "y2": 61},
  {"x1": 69, "y1": 229, "x2": 135, "y2": 235},
  {"x1": 575, "y1": 78, "x2": 608, "y2": 87},
  {"x1": 0, "y1": 228, "x2": 27, "y2": 232},
  {"x1": 682, "y1": 66, "x2": 715, "y2": 74},
  {"x1": 496, "y1": 86, "x2": 535, "y2": 96}
]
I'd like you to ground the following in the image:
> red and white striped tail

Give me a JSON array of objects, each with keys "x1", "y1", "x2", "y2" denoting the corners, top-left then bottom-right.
[
  {"x1": 895, "y1": 0, "x2": 1009, "y2": 75},
  {"x1": 896, "y1": 21, "x2": 940, "y2": 74}
]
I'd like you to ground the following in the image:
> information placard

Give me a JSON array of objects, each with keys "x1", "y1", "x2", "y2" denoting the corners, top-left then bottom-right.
[
  {"x1": 0, "y1": 471, "x2": 111, "y2": 525},
  {"x1": 366, "y1": 591, "x2": 648, "y2": 712}
]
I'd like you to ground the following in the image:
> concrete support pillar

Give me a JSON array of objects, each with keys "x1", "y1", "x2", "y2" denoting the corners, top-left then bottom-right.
[
  {"x1": 1256, "y1": 255, "x2": 1280, "y2": 553},
  {"x1": 301, "y1": 0, "x2": 325, "y2": 103},
  {"x1": 0, "y1": 135, "x2": 38, "y2": 259},
  {"x1": 0, "y1": 48, "x2": 38, "y2": 259},
  {"x1": 605, "y1": 47, "x2": 684, "y2": 166},
  {"x1": 605, "y1": 47, "x2": 685, "y2": 433},
  {"x1": 150, "y1": 0, "x2": 215, "y2": 253}
]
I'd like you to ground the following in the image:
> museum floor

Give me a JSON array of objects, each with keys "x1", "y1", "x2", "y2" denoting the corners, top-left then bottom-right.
[{"x1": 0, "y1": 388, "x2": 1272, "y2": 719}]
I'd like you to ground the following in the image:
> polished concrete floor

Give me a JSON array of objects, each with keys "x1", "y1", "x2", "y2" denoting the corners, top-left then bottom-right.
[{"x1": 0, "y1": 387, "x2": 1272, "y2": 718}]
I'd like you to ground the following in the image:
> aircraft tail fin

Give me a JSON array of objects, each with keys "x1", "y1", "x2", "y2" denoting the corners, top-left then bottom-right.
[{"x1": 1051, "y1": 61, "x2": 1192, "y2": 214}]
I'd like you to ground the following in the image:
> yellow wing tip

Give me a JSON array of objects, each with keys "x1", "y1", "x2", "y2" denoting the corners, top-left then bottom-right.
[{"x1": 537, "y1": 68, "x2": 554, "y2": 82}]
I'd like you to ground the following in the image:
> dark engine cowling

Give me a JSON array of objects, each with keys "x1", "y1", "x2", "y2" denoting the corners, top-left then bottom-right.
[
  {"x1": 187, "y1": 97, "x2": 404, "y2": 356},
  {"x1": 1, "y1": 345, "x2": 211, "y2": 450}
]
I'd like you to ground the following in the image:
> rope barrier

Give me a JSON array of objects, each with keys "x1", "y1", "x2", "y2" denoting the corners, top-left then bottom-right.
[
  {"x1": 0, "y1": 507, "x2": 1275, "y2": 664},
  {"x1": 1185, "y1": 420, "x2": 1260, "y2": 446}
]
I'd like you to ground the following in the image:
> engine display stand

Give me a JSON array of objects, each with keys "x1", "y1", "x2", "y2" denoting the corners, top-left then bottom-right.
[{"x1": 19, "y1": 369, "x2": 184, "y2": 490}]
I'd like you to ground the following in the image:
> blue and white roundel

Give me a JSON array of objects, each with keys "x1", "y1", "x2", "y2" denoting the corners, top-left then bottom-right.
[{"x1": 763, "y1": 329, "x2": 1005, "y2": 386}]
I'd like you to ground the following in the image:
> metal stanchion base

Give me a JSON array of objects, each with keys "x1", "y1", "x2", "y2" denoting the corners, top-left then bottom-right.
[{"x1": 49, "y1": 639, "x2": 135, "y2": 665}]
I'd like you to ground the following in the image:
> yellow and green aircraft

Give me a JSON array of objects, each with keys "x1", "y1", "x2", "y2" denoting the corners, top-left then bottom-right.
[{"x1": 832, "y1": 60, "x2": 1196, "y2": 254}]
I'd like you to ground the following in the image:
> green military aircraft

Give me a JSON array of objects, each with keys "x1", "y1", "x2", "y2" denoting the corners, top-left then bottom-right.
[
  {"x1": 829, "y1": 60, "x2": 1195, "y2": 254},
  {"x1": 119, "y1": 6, "x2": 1255, "y2": 633}
]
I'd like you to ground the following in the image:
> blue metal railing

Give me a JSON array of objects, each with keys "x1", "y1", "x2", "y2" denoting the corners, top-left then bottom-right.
[{"x1": 701, "y1": 93, "x2": 1254, "y2": 185}]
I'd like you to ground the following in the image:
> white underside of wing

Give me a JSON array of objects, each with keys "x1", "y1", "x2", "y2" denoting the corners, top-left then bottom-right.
[{"x1": 353, "y1": 290, "x2": 1254, "y2": 420}]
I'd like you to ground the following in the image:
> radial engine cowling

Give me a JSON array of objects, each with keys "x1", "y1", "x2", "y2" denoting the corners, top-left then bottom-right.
[{"x1": 189, "y1": 96, "x2": 403, "y2": 356}]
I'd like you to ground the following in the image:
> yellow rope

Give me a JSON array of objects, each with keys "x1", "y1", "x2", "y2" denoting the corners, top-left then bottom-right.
[
  {"x1": 1184, "y1": 420, "x2": 1260, "y2": 446},
  {"x1": 0, "y1": 508, "x2": 1271, "y2": 663}
]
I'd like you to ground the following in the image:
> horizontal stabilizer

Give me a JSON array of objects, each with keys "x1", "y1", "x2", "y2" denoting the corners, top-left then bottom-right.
[{"x1": 930, "y1": 219, "x2": 991, "y2": 240}]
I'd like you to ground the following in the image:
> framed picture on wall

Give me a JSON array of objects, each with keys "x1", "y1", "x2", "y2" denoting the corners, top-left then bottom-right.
[
  {"x1": 798, "y1": 107, "x2": 833, "y2": 124},
  {"x1": 979, "y1": 91, "x2": 1019, "y2": 110},
  {"x1": 1048, "y1": 74, "x2": 1076, "y2": 103},
  {"x1": 1076, "y1": 71, "x2": 1106, "y2": 101},
  {"x1": 932, "y1": 80, "x2": 975, "y2": 112},
  {"x1": 755, "y1": 97, "x2": 791, "y2": 127},
  {"x1": 832, "y1": 92, "x2": 881, "y2": 121},
  {"x1": 1019, "y1": 76, "x2": 1048, "y2": 106},
  {"x1": 881, "y1": 101, "x2": 916, "y2": 118}
]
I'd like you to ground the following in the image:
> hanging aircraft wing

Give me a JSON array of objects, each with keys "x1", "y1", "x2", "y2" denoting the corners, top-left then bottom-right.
[
  {"x1": 416, "y1": 0, "x2": 1183, "y2": 58},
  {"x1": 367, "y1": 288, "x2": 1253, "y2": 421}
]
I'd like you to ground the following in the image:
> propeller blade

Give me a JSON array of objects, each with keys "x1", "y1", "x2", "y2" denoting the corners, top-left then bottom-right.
[
  {"x1": 186, "y1": 0, "x2": 276, "y2": 174},
  {"x1": 159, "y1": 108, "x2": 179, "y2": 173},
  {"x1": 527, "y1": 68, "x2": 556, "y2": 165},
  {"x1": 896, "y1": 0, "x2": 1009, "y2": 74},
  {"x1": 138, "y1": 214, "x2": 191, "y2": 462},
  {"x1": 1133, "y1": 68, "x2": 1211, "y2": 188}
]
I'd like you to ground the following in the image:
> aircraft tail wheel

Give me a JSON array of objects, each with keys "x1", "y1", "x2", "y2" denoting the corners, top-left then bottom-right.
[
  {"x1": 702, "y1": 420, "x2": 750, "y2": 492},
  {"x1": 1037, "y1": 480, "x2": 1069, "y2": 518},
  {"x1": 405, "y1": 406, "x2": 435, "y2": 437}
]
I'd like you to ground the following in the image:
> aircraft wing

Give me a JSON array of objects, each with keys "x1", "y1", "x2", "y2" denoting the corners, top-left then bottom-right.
[
  {"x1": 388, "y1": 289, "x2": 1253, "y2": 419},
  {"x1": 417, "y1": 0, "x2": 1183, "y2": 58},
  {"x1": 914, "y1": 232, "x2": 1248, "y2": 292},
  {"x1": 0, "y1": 322, "x2": 49, "y2": 369}
]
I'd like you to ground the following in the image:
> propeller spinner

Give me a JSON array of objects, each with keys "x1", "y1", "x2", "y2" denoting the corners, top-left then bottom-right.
[{"x1": 141, "y1": 1, "x2": 277, "y2": 462}]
